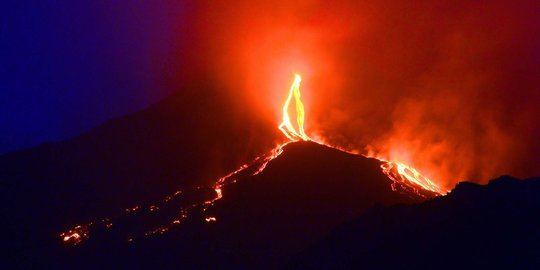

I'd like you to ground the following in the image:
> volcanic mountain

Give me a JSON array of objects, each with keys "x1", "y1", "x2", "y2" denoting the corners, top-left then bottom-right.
[
  {"x1": 2, "y1": 78, "x2": 539, "y2": 269},
  {"x1": 0, "y1": 77, "x2": 434, "y2": 269}
]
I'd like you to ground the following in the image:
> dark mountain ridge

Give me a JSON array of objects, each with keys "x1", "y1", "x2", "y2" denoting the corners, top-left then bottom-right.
[{"x1": 289, "y1": 175, "x2": 540, "y2": 269}]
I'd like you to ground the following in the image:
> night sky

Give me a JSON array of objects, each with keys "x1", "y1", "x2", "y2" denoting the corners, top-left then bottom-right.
[{"x1": 0, "y1": 1, "x2": 186, "y2": 154}]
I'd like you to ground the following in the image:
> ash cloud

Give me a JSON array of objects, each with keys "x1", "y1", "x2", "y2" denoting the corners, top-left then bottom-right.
[{"x1": 172, "y1": 1, "x2": 540, "y2": 189}]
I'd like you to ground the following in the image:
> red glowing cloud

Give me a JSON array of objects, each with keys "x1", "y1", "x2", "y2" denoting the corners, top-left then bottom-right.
[{"x1": 170, "y1": 0, "x2": 540, "y2": 189}]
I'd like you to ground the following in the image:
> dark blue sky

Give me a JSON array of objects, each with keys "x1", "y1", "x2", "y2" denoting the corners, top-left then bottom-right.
[{"x1": 0, "y1": 1, "x2": 186, "y2": 154}]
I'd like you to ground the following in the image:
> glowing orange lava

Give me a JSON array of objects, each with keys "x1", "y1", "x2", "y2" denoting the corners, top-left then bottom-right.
[
  {"x1": 205, "y1": 217, "x2": 217, "y2": 223},
  {"x1": 60, "y1": 225, "x2": 88, "y2": 246},
  {"x1": 379, "y1": 160, "x2": 447, "y2": 194},
  {"x1": 279, "y1": 74, "x2": 310, "y2": 141}
]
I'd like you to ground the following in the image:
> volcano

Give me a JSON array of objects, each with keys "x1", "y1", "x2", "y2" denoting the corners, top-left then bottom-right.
[
  {"x1": 2, "y1": 77, "x2": 539, "y2": 269},
  {"x1": 0, "y1": 78, "x2": 433, "y2": 269}
]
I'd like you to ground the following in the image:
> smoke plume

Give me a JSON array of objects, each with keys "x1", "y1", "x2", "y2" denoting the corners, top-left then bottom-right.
[{"x1": 171, "y1": 0, "x2": 540, "y2": 189}]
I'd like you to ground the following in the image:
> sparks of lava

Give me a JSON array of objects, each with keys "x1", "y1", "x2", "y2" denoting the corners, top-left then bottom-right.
[{"x1": 279, "y1": 74, "x2": 310, "y2": 141}]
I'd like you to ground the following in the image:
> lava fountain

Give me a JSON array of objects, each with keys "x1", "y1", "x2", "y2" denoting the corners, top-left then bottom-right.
[{"x1": 279, "y1": 74, "x2": 309, "y2": 141}]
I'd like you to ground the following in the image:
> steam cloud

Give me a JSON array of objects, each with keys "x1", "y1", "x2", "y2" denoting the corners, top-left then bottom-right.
[{"x1": 171, "y1": 0, "x2": 540, "y2": 189}]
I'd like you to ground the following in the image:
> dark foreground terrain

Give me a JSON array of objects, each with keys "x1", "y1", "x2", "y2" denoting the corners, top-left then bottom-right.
[{"x1": 290, "y1": 175, "x2": 540, "y2": 270}]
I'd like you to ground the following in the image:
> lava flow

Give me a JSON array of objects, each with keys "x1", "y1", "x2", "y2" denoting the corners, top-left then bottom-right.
[
  {"x1": 60, "y1": 139, "x2": 289, "y2": 246},
  {"x1": 60, "y1": 73, "x2": 445, "y2": 246},
  {"x1": 279, "y1": 74, "x2": 309, "y2": 141}
]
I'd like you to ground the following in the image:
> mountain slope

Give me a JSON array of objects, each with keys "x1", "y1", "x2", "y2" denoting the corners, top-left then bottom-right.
[
  {"x1": 198, "y1": 142, "x2": 427, "y2": 268},
  {"x1": 4, "y1": 140, "x2": 431, "y2": 269},
  {"x1": 0, "y1": 83, "x2": 282, "y2": 268},
  {"x1": 289, "y1": 175, "x2": 540, "y2": 269}
]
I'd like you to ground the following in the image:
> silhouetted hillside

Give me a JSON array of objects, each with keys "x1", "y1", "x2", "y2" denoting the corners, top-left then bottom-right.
[
  {"x1": 0, "y1": 82, "x2": 282, "y2": 269},
  {"x1": 191, "y1": 142, "x2": 428, "y2": 268},
  {"x1": 289, "y1": 175, "x2": 540, "y2": 269}
]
